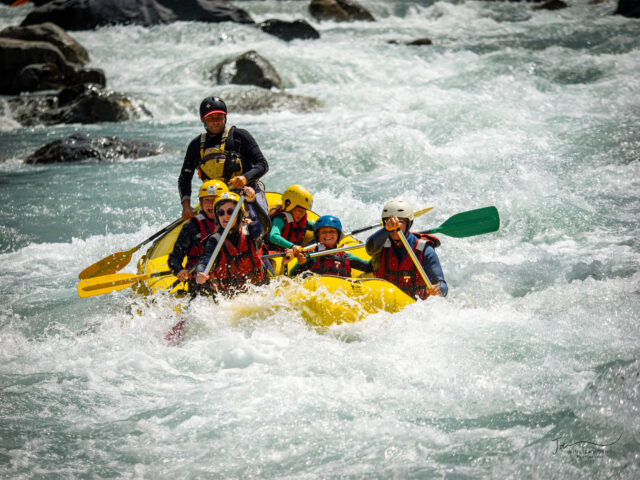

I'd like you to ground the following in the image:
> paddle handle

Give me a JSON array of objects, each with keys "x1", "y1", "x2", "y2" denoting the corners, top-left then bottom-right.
[{"x1": 397, "y1": 230, "x2": 432, "y2": 289}]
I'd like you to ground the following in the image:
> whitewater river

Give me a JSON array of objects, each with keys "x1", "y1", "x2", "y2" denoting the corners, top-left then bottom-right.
[{"x1": 1, "y1": 1, "x2": 639, "y2": 478}]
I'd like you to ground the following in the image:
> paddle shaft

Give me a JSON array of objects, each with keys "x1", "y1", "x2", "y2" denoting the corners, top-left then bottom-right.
[
  {"x1": 134, "y1": 216, "x2": 183, "y2": 250},
  {"x1": 397, "y1": 230, "x2": 433, "y2": 289},
  {"x1": 78, "y1": 215, "x2": 186, "y2": 279},
  {"x1": 261, "y1": 242, "x2": 364, "y2": 260},
  {"x1": 203, "y1": 196, "x2": 245, "y2": 275},
  {"x1": 77, "y1": 270, "x2": 172, "y2": 297},
  {"x1": 301, "y1": 206, "x2": 434, "y2": 253}
]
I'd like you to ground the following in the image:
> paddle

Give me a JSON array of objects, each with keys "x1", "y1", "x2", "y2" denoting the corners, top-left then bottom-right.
[
  {"x1": 77, "y1": 270, "x2": 172, "y2": 298},
  {"x1": 418, "y1": 206, "x2": 499, "y2": 238},
  {"x1": 78, "y1": 216, "x2": 184, "y2": 280},
  {"x1": 202, "y1": 195, "x2": 246, "y2": 275},
  {"x1": 165, "y1": 195, "x2": 246, "y2": 344},
  {"x1": 267, "y1": 206, "x2": 435, "y2": 258},
  {"x1": 396, "y1": 230, "x2": 433, "y2": 289},
  {"x1": 261, "y1": 242, "x2": 365, "y2": 260},
  {"x1": 344, "y1": 206, "x2": 434, "y2": 238}
]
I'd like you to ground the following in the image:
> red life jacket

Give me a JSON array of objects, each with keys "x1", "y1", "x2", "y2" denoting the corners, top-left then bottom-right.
[
  {"x1": 207, "y1": 226, "x2": 265, "y2": 293},
  {"x1": 270, "y1": 210, "x2": 308, "y2": 250},
  {"x1": 309, "y1": 246, "x2": 351, "y2": 277},
  {"x1": 186, "y1": 214, "x2": 218, "y2": 270},
  {"x1": 374, "y1": 233, "x2": 440, "y2": 300}
]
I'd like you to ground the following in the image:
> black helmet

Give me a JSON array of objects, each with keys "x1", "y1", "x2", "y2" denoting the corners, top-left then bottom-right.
[{"x1": 199, "y1": 96, "x2": 227, "y2": 119}]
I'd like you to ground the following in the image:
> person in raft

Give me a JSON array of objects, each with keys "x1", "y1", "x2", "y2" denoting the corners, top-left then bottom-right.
[
  {"x1": 195, "y1": 189, "x2": 270, "y2": 296},
  {"x1": 289, "y1": 215, "x2": 372, "y2": 278},
  {"x1": 178, "y1": 96, "x2": 269, "y2": 222},
  {"x1": 268, "y1": 184, "x2": 315, "y2": 263},
  {"x1": 365, "y1": 200, "x2": 448, "y2": 299},
  {"x1": 168, "y1": 179, "x2": 228, "y2": 293}
]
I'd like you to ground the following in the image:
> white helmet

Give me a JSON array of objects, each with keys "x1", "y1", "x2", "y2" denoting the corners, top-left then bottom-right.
[{"x1": 381, "y1": 200, "x2": 414, "y2": 221}]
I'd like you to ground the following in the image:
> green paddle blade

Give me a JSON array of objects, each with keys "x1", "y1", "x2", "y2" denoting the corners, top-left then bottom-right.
[{"x1": 425, "y1": 206, "x2": 500, "y2": 238}]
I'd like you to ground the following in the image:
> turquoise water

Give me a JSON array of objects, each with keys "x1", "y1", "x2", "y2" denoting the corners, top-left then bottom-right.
[{"x1": 1, "y1": 1, "x2": 639, "y2": 478}]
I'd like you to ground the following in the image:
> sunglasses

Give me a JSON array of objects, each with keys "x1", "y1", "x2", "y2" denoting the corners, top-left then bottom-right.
[{"x1": 217, "y1": 207, "x2": 236, "y2": 217}]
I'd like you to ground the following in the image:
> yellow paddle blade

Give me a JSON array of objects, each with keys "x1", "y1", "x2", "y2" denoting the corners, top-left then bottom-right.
[
  {"x1": 77, "y1": 271, "x2": 158, "y2": 298},
  {"x1": 78, "y1": 249, "x2": 134, "y2": 280},
  {"x1": 415, "y1": 206, "x2": 434, "y2": 217}
]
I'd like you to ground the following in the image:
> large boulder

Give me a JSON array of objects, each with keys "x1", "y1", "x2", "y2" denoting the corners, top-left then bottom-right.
[
  {"x1": 532, "y1": 0, "x2": 568, "y2": 10},
  {"x1": 21, "y1": 0, "x2": 176, "y2": 31},
  {"x1": 0, "y1": 37, "x2": 70, "y2": 93},
  {"x1": 309, "y1": 0, "x2": 375, "y2": 22},
  {"x1": 7, "y1": 83, "x2": 150, "y2": 126},
  {"x1": 155, "y1": 0, "x2": 254, "y2": 24},
  {"x1": 223, "y1": 87, "x2": 321, "y2": 114},
  {"x1": 11, "y1": 61, "x2": 105, "y2": 93},
  {"x1": 20, "y1": 0, "x2": 255, "y2": 30},
  {"x1": 24, "y1": 133, "x2": 163, "y2": 164},
  {"x1": 258, "y1": 19, "x2": 320, "y2": 41},
  {"x1": 210, "y1": 50, "x2": 283, "y2": 90},
  {"x1": 0, "y1": 23, "x2": 89, "y2": 65},
  {"x1": 615, "y1": 0, "x2": 640, "y2": 17},
  {"x1": 0, "y1": 0, "x2": 51, "y2": 4}
]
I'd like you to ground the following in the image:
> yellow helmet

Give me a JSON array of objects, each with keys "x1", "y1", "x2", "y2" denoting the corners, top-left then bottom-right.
[
  {"x1": 199, "y1": 179, "x2": 229, "y2": 201},
  {"x1": 213, "y1": 191, "x2": 245, "y2": 219},
  {"x1": 282, "y1": 184, "x2": 313, "y2": 212}
]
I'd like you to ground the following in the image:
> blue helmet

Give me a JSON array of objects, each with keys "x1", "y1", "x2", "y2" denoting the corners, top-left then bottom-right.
[{"x1": 314, "y1": 215, "x2": 343, "y2": 241}]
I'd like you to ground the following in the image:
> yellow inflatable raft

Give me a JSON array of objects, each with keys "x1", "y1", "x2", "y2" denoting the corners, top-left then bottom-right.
[{"x1": 134, "y1": 192, "x2": 414, "y2": 324}]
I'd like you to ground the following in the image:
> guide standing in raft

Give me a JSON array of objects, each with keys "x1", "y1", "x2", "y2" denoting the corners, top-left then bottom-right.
[{"x1": 178, "y1": 96, "x2": 270, "y2": 221}]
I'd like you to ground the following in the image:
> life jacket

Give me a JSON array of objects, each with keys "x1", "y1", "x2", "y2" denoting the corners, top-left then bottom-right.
[
  {"x1": 197, "y1": 126, "x2": 243, "y2": 182},
  {"x1": 185, "y1": 214, "x2": 218, "y2": 271},
  {"x1": 269, "y1": 210, "x2": 309, "y2": 250},
  {"x1": 207, "y1": 226, "x2": 266, "y2": 293},
  {"x1": 309, "y1": 245, "x2": 351, "y2": 277},
  {"x1": 374, "y1": 233, "x2": 440, "y2": 300}
]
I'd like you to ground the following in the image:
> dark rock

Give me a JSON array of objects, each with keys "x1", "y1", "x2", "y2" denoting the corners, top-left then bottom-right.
[
  {"x1": 0, "y1": 23, "x2": 89, "y2": 65},
  {"x1": 0, "y1": 0, "x2": 51, "y2": 4},
  {"x1": 258, "y1": 19, "x2": 320, "y2": 41},
  {"x1": 210, "y1": 50, "x2": 283, "y2": 90},
  {"x1": 12, "y1": 62, "x2": 68, "y2": 92},
  {"x1": 156, "y1": 0, "x2": 254, "y2": 24},
  {"x1": 24, "y1": 133, "x2": 163, "y2": 164},
  {"x1": 0, "y1": 36, "x2": 70, "y2": 93},
  {"x1": 7, "y1": 84, "x2": 150, "y2": 126},
  {"x1": 10, "y1": 61, "x2": 105, "y2": 93},
  {"x1": 222, "y1": 87, "x2": 321, "y2": 114},
  {"x1": 407, "y1": 37, "x2": 433, "y2": 46},
  {"x1": 615, "y1": 0, "x2": 640, "y2": 17},
  {"x1": 309, "y1": 0, "x2": 375, "y2": 22},
  {"x1": 21, "y1": 0, "x2": 177, "y2": 31},
  {"x1": 73, "y1": 67, "x2": 106, "y2": 86},
  {"x1": 21, "y1": 0, "x2": 255, "y2": 30},
  {"x1": 532, "y1": 0, "x2": 568, "y2": 10}
]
